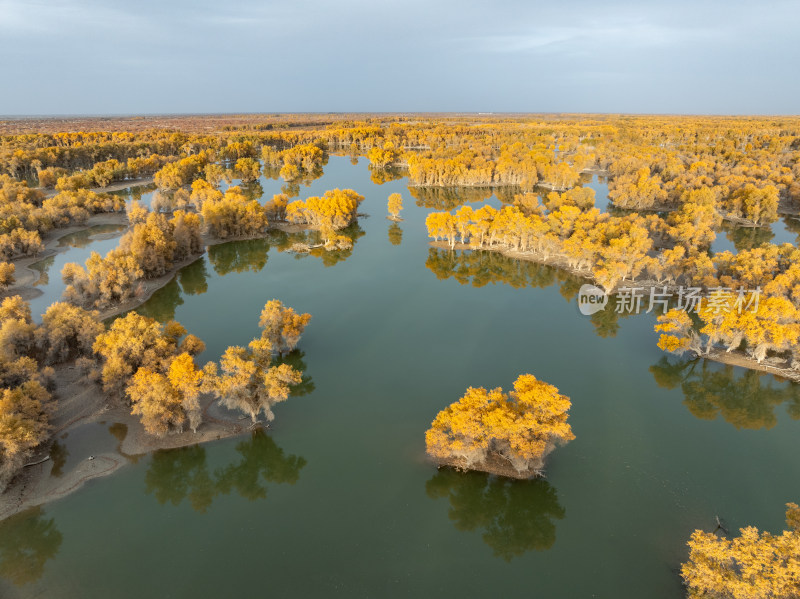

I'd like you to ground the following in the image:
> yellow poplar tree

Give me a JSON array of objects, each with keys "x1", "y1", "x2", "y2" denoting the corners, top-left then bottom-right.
[
  {"x1": 426, "y1": 374, "x2": 574, "y2": 476},
  {"x1": 0, "y1": 262, "x2": 14, "y2": 291},
  {"x1": 212, "y1": 300, "x2": 309, "y2": 424},
  {"x1": 387, "y1": 193, "x2": 403, "y2": 219},
  {"x1": 681, "y1": 503, "x2": 800, "y2": 598}
]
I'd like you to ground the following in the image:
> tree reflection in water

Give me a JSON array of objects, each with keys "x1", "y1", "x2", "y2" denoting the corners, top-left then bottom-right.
[
  {"x1": 387, "y1": 223, "x2": 403, "y2": 246},
  {"x1": 48, "y1": 440, "x2": 68, "y2": 478},
  {"x1": 426, "y1": 468, "x2": 564, "y2": 561},
  {"x1": 208, "y1": 238, "x2": 269, "y2": 276},
  {"x1": 409, "y1": 186, "x2": 498, "y2": 211},
  {"x1": 274, "y1": 350, "x2": 315, "y2": 397},
  {"x1": 425, "y1": 247, "x2": 635, "y2": 338},
  {"x1": 136, "y1": 259, "x2": 210, "y2": 323},
  {"x1": 650, "y1": 355, "x2": 800, "y2": 429},
  {"x1": 0, "y1": 507, "x2": 63, "y2": 586},
  {"x1": 719, "y1": 221, "x2": 775, "y2": 252},
  {"x1": 268, "y1": 222, "x2": 366, "y2": 268},
  {"x1": 215, "y1": 431, "x2": 306, "y2": 501},
  {"x1": 57, "y1": 224, "x2": 127, "y2": 250},
  {"x1": 144, "y1": 430, "x2": 307, "y2": 512},
  {"x1": 369, "y1": 167, "x2": 404, "y2": 185}
]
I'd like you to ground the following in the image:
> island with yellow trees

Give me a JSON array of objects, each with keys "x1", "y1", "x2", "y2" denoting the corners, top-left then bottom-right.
[{"x1": 425, "y1": 374, "x2": 574, "y2": 479}]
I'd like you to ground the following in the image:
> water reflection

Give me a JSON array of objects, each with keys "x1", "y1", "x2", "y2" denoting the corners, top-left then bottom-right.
[
  {"x1": 108, "y1": 422, "x2": 128, "y2": 445},
  {"x1": 58, "y1": 224, "x2": 127, "y2": 249},
  {"x1": 410, "y1": 175, "x2": 604, "y2": 213},
  {"x1": 215, "y1": 431, "x2": 306, "y2": 501},
  {"x1": 208, "y1": 238, "x2": 269, "y2": 276},
  {"x1": 30, "y1": 225, "x2": 128, "y2": 288},
  {"x1": 262, "y1": 165, "x2": 282, "y2": 180},
  {"x1": 177, "y1": 259, "x2": 209, "y2": 295},
  {"x1": 719, "y1": 221, "x2": 775, "y2": 252},
  {"x1": 425, "y1": 247, "x2": 565, "y2": 290},
  {"x1": 28, "y1": 224, "x2": 129, "y2": 320},
  {"x1": 279, "y1": 164, "x2": 325, "y2": 197},
  {"x1": 388, "y1": 223, "x2": 403, "y2": 246},
  {"x1": 145, "y1": 445, "x2": 216, "y2": 512},
  {"x1": 369, "y1": 167, "x2": 404, "y2": 185},
  {"x1": 137, "y1": 260, "x2": 210, "y2": 322},
  {"x1": 409, "y1": 186, "x2": 501, "y2": 211},
  {"x1": 136, "y1": 278, "x2": 184, "y2": 322},
  {"x1": 48, "y1": 440, "x2": 68, "y2": 478},
  {"x1": 586, "y1": 294, "x2": 635, "y2": 339},
  {"x1": 650, "y1": 356, "x2": 800, "y2": 429},
  {"x1": 782, "y1": 216, "x2": 800, "y2": 243},
  {"x1": 144, "y1": 431, "x2": 306, "y2": 512},
  {"x1": 0, "y1": 507, "x2": 63, "y2": 586},
  {"x1": 106, "y1": 422, "x2": 140, "y2": 462},
  {"x1": 424, "y1": 248, "x2": 638, "y2": 338},
  {"x1": 280, "y1": 181, "x2": 301, "y2": 198},
  {"x1": 30, "y1": 255, "x2": 55, "y2": 286},
  {"x1": 111, "y1": 183, "x2": 157, "y2": 208},
  {"x1": 268, "y1": 223, "x2": 366, "y2": 268},
  {"x1": 275, "y1": 350, "x2": 315, "y2": 397},
  {"x1": 426, "y1": 469, "x2": 564, "y2": 561},
  {"x1": 137, "y1": 224, "x2": 363, "y2": 324}
]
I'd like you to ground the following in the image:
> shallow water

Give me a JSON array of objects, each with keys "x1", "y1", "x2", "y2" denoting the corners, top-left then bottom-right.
[
  {"x1": 110, "y1": 183, "x2": 157, "y2": 209},
  {"x1": 27, "y1": 225, "x2": 127, "y2": 321},
  {"x1": 3, "y1": 157, "x2": 799, "y2": 598},
  {"x1": 711, "y1": 215, "x2": 800, "y2": 253}
]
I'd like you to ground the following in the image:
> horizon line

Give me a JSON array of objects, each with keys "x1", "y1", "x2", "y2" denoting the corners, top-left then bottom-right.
[{"x1": 3, "y1": 111, "x2": 800, "y2": 120}]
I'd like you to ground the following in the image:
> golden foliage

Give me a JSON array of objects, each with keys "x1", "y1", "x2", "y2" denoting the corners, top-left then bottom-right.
[
  {"x1": 286, "y1": 188, "x2": 364, "y2": 230},
  {"x1": 681, "y1": 504, "x2": 800, "y2": 598},
  {"x1": 257, "y1": 299, "x2": 312, "y2": 355},
  {"x1": 387, "y1": 193, "x2": 403, "y2": 218},
  {"x1": 63, "y1": 207, "x2": 203, "y2": 308},
  {"x1": 426, "y1": 374, "x2": 574, "y2": 475},
  {"x1": 212, "y1": 300, "x2": 309, "y2": 424},
  {"x1": 201, "y1": 186, "x2": 268, "y2": 239},
  {"x1": 0, "y1": 381, "x2": 51, "y2": 487},
  {"x1": 36, "y1": 302, "x2": 104, "y2": 365},
  {"x1": 655, "y1": 309, "x2": 700, "y2": 355},
  {"x1": 154, "y1": 152, "x2": 211, "y2": 190},
  {"x1": 92, "y1": 312, "x2": 202, "y2": 398},
  {"x1": 0, "y1": 295, "x2": 105, "y2": 486},
  {"x1": 234, "y1": 157, "x2": 261, "y2": 183}
]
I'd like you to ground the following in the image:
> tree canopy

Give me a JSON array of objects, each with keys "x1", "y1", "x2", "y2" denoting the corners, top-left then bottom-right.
[{"x1": 426, "y1": 374, "x2": 574, "y2": 476}]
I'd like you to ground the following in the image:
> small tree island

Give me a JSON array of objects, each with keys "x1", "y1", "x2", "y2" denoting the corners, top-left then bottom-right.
[
  {"x1": 681, "y1": 502, "x2": 800, "y2": 598},
  {"x1": 387, "y1": 193, "x2": 403, "y2": 221},
  {"x1": 425, "y1": 374, "x2": 575, "y2": 479}
]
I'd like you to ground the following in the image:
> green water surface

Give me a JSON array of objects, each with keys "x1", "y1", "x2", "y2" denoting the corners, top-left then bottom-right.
[{"x1": 2, "y1": 157, "x2": 799, "y2": 599}]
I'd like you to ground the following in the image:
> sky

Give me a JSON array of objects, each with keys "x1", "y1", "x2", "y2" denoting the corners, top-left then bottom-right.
[{"x1": 1, "y1": 0, "x2": 798, "y2": 115}]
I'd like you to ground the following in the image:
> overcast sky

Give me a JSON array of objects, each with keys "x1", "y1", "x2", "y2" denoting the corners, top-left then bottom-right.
[{"x1": 1, "y1": 0, "x2": 797, "y2": 115}]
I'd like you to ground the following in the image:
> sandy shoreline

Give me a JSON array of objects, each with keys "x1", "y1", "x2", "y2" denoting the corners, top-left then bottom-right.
[
  {"x1": 0, "y1": 217, "x2": 325, "y2": 521},
  {"x1": 3, "y1": 212, "x2": 130, "y2": 294},
  {"x1": 2, "y1": 213, "x2": 313, "y2": 318},
  {"x1": 0, "y1": 364, "x2": 249, "y2": 521},
  {"x1": 41, "y1": 176, "x2": 155, "y2": 199}
]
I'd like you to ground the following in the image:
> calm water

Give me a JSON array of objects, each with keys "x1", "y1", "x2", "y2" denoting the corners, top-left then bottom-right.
[
  {"x1": 3, "y1": 158, "x2": 799, "y2": 598},
  {"x1": 712, "y1": 216, "x2": 800, "y2": 253},
  {"x1": 27, "y1": 225, "x2": 127, "y2": 321}
]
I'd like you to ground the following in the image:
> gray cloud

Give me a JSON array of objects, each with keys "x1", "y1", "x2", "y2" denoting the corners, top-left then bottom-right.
[{"x1": 0, "y1": 0, "x2": 797, "y2": 114}]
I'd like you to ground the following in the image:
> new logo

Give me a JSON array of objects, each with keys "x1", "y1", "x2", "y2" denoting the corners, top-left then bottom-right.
[{"x1": 578, "y1": 284, "x2": 608, "y2": 315}]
